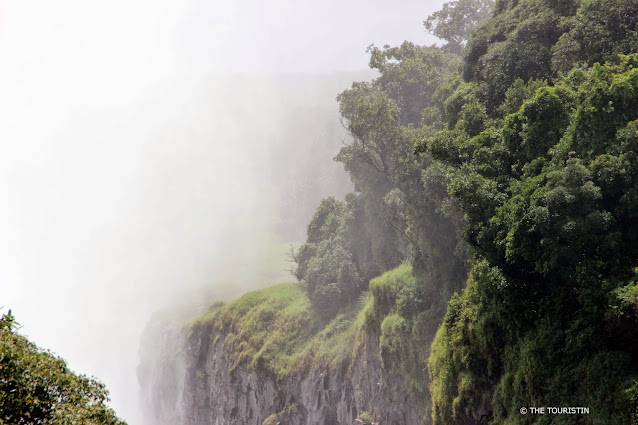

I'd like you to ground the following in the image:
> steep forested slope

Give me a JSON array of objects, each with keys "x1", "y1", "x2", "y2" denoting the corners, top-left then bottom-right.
[
  {"x1": 425, "y1": 23, "x2": 638, "y2": 425},
  {"x1": 139, "y1": 0, "x2": 638, "y2": 424},
  {"x1": 296, "y1": 0, "x2": 638, "y2": 423}
]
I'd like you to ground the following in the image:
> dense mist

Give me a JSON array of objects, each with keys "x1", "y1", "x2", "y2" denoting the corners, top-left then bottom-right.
[
  {"x1": 0, "y1": 71, "x2": 357, "y2": 424},
  {"x1": 0, "y1": 0, "x2": 447, "y2": 423}
]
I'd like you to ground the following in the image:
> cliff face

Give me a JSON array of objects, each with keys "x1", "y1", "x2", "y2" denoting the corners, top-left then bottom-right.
[{"x1": 137, "y1": 314, "x2": 421, "y2": 425}]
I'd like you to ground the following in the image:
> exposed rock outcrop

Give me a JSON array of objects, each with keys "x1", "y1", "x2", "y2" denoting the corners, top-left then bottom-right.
[{"x1": 138, "y1": 314, "x2": 421, "y2": 425}]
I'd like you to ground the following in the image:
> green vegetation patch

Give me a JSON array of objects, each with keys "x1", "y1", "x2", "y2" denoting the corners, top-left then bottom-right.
[
  {"x1": 430, "y1": 265, "x2": 638, "y2": 424},
  {"x1": 191, "y1": 283, "x2": 364, "y2": 380},
  {"x1": 188, "y1": 263, "x2": 441, "y2": 423},
  {"x1": 0, "y1": 312, "x2": 126, "y2": 425},
  {"x1": 428, "y1": 55, "x2": 638, "y2": 424},
  {"x1": 361, "y1": 264, "x2": 443, "y2": 421}
]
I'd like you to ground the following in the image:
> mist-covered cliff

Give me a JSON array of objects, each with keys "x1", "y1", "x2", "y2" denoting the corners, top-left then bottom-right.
[
  {"x1": 137, "y1": 1, "x2": 638, "y2": 424},
  {"x1": 138, "y1": 281, "x2": 423, "y2": 425}
]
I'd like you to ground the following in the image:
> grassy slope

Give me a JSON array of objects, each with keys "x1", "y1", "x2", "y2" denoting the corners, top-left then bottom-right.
[
  {"x1": 187, "y1": 265, "x2": 416, "y2": 374},
  {"x1": 189, "y1": 283, "x2": 362, "y2": 379},
  {"x1": 184, "y1": 263, "x2": 436, "y2": 421}
]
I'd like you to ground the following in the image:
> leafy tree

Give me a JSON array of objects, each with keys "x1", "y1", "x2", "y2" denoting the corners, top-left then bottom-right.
[
  {"x1": 337, "y1": 45, "x2": 468, "y2": 283},
  {"x1": 293, "y1": 0, "x2": 638, "y2": 422},
  {"x1": 463, "y1": 0, "x2": 575, "y2": 111},
  {"x1": 0, "y1": 311, "x2": 126, "y2": 425},
  {"x1": 424, "y1": 0, "x2": 495, "y2": 54},
  {"x1": 552, "y1": 0, "x2": 638, "y2": 74},
  {"x1": 296, "y1": 41, "x2": 467, "y2": 318},
  {"x1": 293, "y1": 0, "x2": 638, "y2": 420},
  {"x1": 368, "y1": 42, "x2": 459, "y2": 126},
  {"x1": 462, "y1": 0, "x2": 638, "y2": 112},
  {"x1": 292, "y1": 196, "x2": 372, "y2": 318},
  {"x1": 335, "y1": 82, "x2": 407, "y2": 274},
  {"x1": 427, "y1": 55, "x2": 638, "y2": 425}
]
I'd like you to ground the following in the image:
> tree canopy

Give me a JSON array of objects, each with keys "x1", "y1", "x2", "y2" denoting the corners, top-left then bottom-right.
[
  {"x1": 0, "y1": 312, "x2": 127, "y2": 425},
  {"x1": 424, "y1": 0, "x2": 495, "y2": 54},
  {"x1": 293, "y1": 0, "x2": 638, "y2": 422}
]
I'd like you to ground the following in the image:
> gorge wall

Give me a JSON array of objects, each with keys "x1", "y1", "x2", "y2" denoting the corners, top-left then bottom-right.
[{"x1": 137, "y1": 306, "x2": 422, "y2": 425}]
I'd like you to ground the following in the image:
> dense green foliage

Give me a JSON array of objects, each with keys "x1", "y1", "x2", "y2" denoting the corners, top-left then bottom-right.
[
  {"x1": 463, "y1": 0, "x2": 638, "y2": 111},
  {"x1": 295, "y1": 40, "x2": 469, "y2": 319},
  {"x1": 291, "y1": 195, "x2": 374, "y2": 318},
  {"x1": 363, "y1": 264, "x2": 445, "y2": 421},
  {"x1": 427, "y1": 54, "x2": 638, "y2": 425},
  {"x1": 418, "y1": 1, "x2": 638, "y2": 420},
  {"x1": 291, "y1": 0, "x2": 638, "y2": 423},
  {"x1": 187, "y1": 0, "x2": 638, "y2": 423},
  {"x1": 424, "y1": 0, "x2": 495, "y2": 54},
  {"x1": 0, "y1": 312, "x2": 126, "y2": 425}
]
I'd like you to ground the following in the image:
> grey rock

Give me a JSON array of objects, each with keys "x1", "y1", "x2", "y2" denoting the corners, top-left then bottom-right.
[{"x1": 138, "y1": 319, "x2": 422, "y2": 425}]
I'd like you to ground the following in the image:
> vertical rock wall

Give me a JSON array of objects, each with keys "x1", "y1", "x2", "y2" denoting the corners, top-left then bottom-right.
[{"x1": 138, "y1": 317, "x2": 422, "y2": 425}]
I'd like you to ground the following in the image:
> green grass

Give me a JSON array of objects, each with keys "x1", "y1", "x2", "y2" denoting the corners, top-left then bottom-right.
[
  {"x1": 189, "y1": 283, "x2": 364, "y2": 380},
  {"x1": 365, "y1": 263, "x2": 414, "y2": 331},
  {"x1": 365, "y1": 263, "x2": 440, "y2": 421},
  {"x1": 186, "y1": 300, "x2": 226, "y2": 328},
  {"x1": 185, "y1": 263, "x2": 435, "y2": 422}
]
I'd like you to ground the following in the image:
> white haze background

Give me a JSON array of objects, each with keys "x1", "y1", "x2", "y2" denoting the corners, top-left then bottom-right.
[{"x1": 0, "y1": 0, "x2": 445, "y2": 423}]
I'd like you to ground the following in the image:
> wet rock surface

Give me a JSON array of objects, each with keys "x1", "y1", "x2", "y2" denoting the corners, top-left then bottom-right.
[{"x1": 138, "y1": 318, "x2": 421, "y2": 425}]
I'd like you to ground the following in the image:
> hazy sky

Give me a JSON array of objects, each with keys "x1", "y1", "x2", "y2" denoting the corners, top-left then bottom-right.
[{"x1": 0, "y1": 1, "x2": 446, "y2": 423}]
